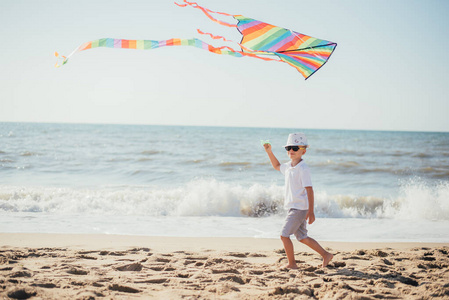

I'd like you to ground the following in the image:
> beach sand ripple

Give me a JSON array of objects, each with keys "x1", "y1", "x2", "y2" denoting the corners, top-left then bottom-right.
[{"x1": 1, "y1": 246, "x2": 448, "y2": 299}]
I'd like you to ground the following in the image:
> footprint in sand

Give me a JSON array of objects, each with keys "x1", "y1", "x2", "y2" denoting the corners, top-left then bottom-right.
[
  {"x1": 211, "y1": 268, "x2": 240, "y2": 274},
  {"x1": 331, "y1": 261, "x2": 346, "y2": 268},
  {"x1": 9, "y1": 270, "x2": 32, "y2": 278},
  {"x1": 76, "y1": 291, "x2": 105, "y2": 298},
  {"x1": 176, "y1": 273, "x2": 191, "y2": 278},
  {"x1": 183, "y1": 256, "x2": 208, "y2": 267},
  {"x1": 420, "y1": 256, "x2": 436, "y2": 261},
  {"x1": 270, "y1": 286, "x2": 313, "y2": 296},
  {"x1": 342, "y1": 254, "x2": 370, "y2": 261},
  {"x1": 185, "y1": 256, "x2": 208, "y2": 261},
  {"x1": 249, "y1": 253, "x2": 267, "y2": 257},
  {"x1": 302, "y1": 265, "x2": 317, "y2": 272},
  {"x1": 7, "y1": 287, "x2": 37, "y2": 299},
  {"x1": 418, "y1": 262, "x2": 447, "y2": 270},
  {"x1": 66, "y1": 267, "x2": 88, "y2": 275},
  {"x1": 115, "y1": 262, "x2": 143, "y2": 272},
  {"x1": 134, "y1": 278, "x2": 167, "y2": 284},
  {"x1": 77, "y1": 254, "x2": 97, "y2": 260},
  {"x1": 219, "y1": 275, "x2": 246, "y2": 285},
  {"x1": 226, "y1": 252, "x2": 249, "y2": 258},
  {"x1": 204, "y1": 258, "x2": 235, "y2": 267},
  {"x1": 154, "y1": 257, "x2": 172, "y2": 263},
  {"x1": 437, "y1": 248, "x2": 448, "y2": 255},
  {"x1": 31, "y1": 282, "x2": 58, "y2": 289},
  {"x1": 99, "y1": 251, "x2": 126, "y2": 256},
  {"x1": 109, "y1": 283, "x2": 141, "y2": 293},
  {"x1": 128, "y1": 247, "x2": 151, "y2": 253},
  {"x1": 183, "y1": 260, "x2": 196, "y2": 266},
  {"x1": 77, "y1": 250, "x2": 98, "y2": 255}
]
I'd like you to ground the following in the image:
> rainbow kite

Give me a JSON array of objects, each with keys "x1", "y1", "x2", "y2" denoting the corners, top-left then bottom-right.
[{"x1": 55, "y1": 1, "x2": 337, "y2": 79}]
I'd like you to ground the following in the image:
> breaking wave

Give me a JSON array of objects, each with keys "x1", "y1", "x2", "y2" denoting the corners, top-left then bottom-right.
[{"x1": 0, "y1": 178, "x2": 448, "y2": 220}]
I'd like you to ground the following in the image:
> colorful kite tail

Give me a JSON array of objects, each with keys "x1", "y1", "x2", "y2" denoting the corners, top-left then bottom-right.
[
  {"x1": 196, "y1": 29, "x2": 281, "y2": 63},
  {"x1": 54, "y1": 38, "x2": 251, "y2": 67},
  {"x1": 179, "y1": 2, "x2": 311, "y2": 70},
  {"x1": 55, "y1": 1, "x2": 337, "y2": 78},
  {"x1": 54, "y1": 42, "x2": 90, "y2": 67},
  {"x1": 174, "y1": 0, "x2": 236, "y2": 28},
  {"x1": 54, "y1": 52, "x2": 67, "y2": 68}
]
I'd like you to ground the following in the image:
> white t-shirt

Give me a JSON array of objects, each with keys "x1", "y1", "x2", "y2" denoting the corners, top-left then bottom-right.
[{"x1": 280, "y1": 160, "x2": 312, "y2": 210}]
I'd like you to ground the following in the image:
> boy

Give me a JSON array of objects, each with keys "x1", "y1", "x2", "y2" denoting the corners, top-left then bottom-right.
[{"x1": 263, "y1": 133, "x2": 333, "y2": 269}]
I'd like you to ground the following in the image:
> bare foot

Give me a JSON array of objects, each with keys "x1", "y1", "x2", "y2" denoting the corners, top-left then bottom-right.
[
  {"x1": 282, "y1": 264, "x2": 299, "y2": 270},
  {"x1": 322, "y1": 252, "x2": 334, "y2": 267}
]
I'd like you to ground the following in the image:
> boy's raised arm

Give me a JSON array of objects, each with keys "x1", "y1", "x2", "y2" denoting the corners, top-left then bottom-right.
[{"x1": 263, "y1": 143, "x2": 281, "y2": 171}]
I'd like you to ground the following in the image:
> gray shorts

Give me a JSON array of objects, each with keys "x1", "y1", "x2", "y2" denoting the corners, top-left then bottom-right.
[{"x1": 281, "y1": 209, "x2": 308, "y2": 241}]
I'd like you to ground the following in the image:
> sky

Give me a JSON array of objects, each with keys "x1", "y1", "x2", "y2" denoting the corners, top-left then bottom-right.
[{"x1": 0, "y1": 0, "x2": 448, "y2": 132}]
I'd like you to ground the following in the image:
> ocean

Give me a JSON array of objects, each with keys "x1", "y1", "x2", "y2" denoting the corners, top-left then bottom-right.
[{"x1": 1, "y1": 122, "x2": 448, "y2": 242}]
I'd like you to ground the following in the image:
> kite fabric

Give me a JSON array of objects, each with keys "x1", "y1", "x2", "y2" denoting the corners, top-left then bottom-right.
[{"x1": 55, "y1": 0, "x2": 337, "y2": 79}]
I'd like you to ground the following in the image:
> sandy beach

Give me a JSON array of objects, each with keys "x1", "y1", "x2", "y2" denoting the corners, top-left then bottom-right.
[{"x1": 0, "y1": 233, "x2": 448, "y2": 299}]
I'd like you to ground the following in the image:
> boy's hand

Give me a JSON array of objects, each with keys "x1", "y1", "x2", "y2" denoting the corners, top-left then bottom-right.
[
  {"x1": 263, "y1": 143, "x2": 272, "y2": 152},
  {"x1": 263, "y1": 141, "x2": 280, "y2": 170},
  {"x1": 306, "y1": 210, "x2": 315, "y2": 224}
]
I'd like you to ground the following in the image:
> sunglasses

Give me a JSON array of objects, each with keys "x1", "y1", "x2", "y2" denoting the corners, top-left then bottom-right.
[{"x1": 285, "y1": 146, "x2": 307, "y2": 151}]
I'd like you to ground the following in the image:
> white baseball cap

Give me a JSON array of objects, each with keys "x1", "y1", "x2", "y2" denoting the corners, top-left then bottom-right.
[{"x1": 284, "y1": 132, "x2": 308, "y2": 147}]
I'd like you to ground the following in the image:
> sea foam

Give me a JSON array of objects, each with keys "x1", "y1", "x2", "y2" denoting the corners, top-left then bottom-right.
[{"x1": 1, "y1": 178, "x2": 448, "y2": 221}]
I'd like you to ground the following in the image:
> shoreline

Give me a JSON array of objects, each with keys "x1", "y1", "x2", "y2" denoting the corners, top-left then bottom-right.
[
  {"x1": 1, "y1": 233, "x2": 448, "y2": 299},
  {"x1": 2, "y1": 233, "x2": 448, "y2": 252}
]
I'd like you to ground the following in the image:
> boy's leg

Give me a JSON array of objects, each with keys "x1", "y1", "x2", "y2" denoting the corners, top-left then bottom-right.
[
  {"x1": 300, "y1": 237, "x2": 333, "y2": 267},
  {"x1": 280, "y1": 209, "x2": 307, "y2": 269},
  {"x1": 280, "y1": 236, "x2": 298, "y2": 269}
]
